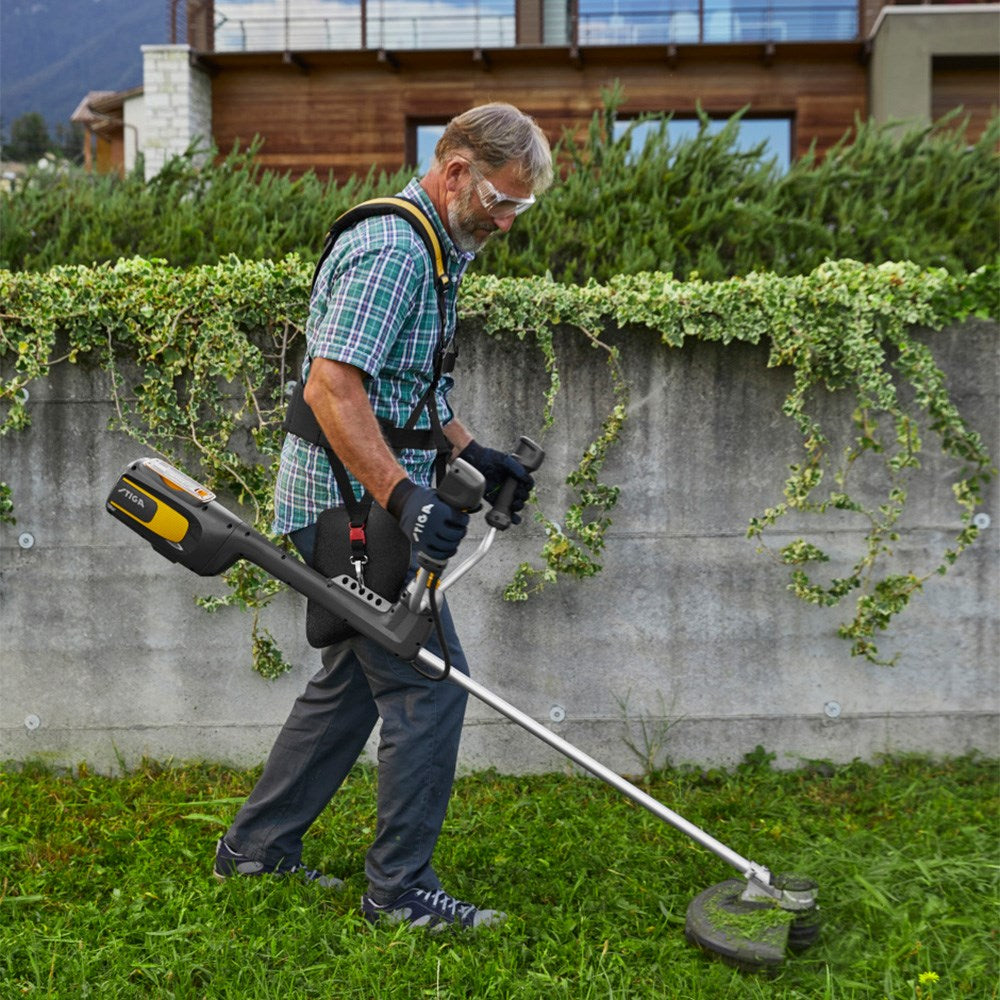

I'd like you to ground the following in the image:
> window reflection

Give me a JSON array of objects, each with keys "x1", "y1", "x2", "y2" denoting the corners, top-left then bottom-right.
[
  {"x1": 613, "y1": 116, "x2": 792, "y2": 172},
  {"x1": 577, "y1": 0, "x2": 858, "y2": 44}
]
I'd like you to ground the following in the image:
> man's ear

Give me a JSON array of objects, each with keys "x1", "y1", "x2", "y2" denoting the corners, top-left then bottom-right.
[{"x1": 443, "y1": 157, "x2": 467, "y2": 193}]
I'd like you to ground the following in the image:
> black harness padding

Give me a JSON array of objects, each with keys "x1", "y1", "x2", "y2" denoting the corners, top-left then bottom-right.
[
  {"x1": 283, "y1": 196, "x2": 456, "y2": 466},
  {"x1": 283, "y1": 196, "x2": 458, "y2": 586},
  {"x1": 306, "y1": 502, "x2": 412, "y2": 648}
]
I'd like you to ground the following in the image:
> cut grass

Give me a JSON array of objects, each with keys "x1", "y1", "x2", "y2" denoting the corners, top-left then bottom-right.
[{"x1": 1, "y1": 754, "x2": 996, "y2": 998}]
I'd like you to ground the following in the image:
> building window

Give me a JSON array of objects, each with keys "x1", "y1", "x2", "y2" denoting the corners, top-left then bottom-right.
[
  {"x1": 613, "y1": 116, "x2": 793, "y2": 172},
  {"x1": 576, "y1": 0, "x2": 857, "y2": 45},
  {"x1": 414, "y1": 116, "x2": 791, "y2": 177},
  {"x1": 411, "y1": 122, "x2": 447, "y2": 174}
]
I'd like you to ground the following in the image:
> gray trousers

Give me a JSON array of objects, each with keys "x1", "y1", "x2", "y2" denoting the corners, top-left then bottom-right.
[{"x1": 223, "y1": 523, "x2": 469, "y2": 904}]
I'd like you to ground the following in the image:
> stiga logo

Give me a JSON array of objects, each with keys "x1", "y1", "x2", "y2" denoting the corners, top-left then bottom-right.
[
  {"x1": 116, "y1": 484, "x2": 155, "y2": 523},
  {"x1": 118, "y1": 486, "x2": 145, "y2": 509},
  {"x1": 412, "y1": 503, "x2": 434, "y2": 540}
]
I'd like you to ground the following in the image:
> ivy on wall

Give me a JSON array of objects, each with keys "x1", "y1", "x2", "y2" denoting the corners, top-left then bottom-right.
[{"x1": 1, "y1": 257, "x2": 995, "y2": 674}]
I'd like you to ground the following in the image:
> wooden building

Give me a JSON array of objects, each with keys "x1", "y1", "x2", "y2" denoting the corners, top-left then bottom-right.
[
  {"x1": 70, "y1": 89, "x2": 142, "y2": 175},
  {"x1": 74, "y1": 1, "x2": 998, "y2": 179}
]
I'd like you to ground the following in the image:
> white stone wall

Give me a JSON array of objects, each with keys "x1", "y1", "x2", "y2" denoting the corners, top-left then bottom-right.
[
  {"x1": 122, "y1": 92, "x2": 146, "y2": 175},
  {"x1": 140, "y1": 44, "x2": 213, "y2": 180}
]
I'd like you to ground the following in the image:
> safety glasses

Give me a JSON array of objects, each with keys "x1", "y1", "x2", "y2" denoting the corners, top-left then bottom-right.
[{"x1": 465, "y1": 160, "x2": 535, "y2": 219}]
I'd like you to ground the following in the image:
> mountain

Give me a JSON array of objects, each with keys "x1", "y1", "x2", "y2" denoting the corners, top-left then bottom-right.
[{"x1": 0, "y1": 0, "x2": 166, "y2": 135}]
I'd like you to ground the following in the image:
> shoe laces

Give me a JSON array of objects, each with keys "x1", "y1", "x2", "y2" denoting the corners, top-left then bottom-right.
[
  {"x1": 414, "y1": 888, "x2": 476, "y2": 921},
  {"x1": 286, "y1": 864, "x2": 325, "y2": 882}
]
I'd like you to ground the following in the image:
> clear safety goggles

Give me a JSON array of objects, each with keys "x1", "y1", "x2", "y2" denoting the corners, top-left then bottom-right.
[{"x1": 465, "y1": 160, "x2": 535, "y2": 219}]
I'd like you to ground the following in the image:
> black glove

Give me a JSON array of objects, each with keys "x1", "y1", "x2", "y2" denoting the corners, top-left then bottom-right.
[
  {"x1": 458, "y1": 440, "x2": 534, "y2": 524},
  {"x1": 387, "y1": 479, "x2": 470, "y2": 562}
]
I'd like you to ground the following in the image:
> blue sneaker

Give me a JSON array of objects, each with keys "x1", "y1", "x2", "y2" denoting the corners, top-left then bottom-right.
[
  {"x1": 361, "y1": 887, "x2": 506, "y2": 931},
  {"x1": 213, "y1": 838, "x2": 343, "y2": 888}
]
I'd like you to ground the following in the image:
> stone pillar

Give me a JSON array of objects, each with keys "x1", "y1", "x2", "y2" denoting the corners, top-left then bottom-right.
[
  {"x1": 140, "y1": 44, "x2": 213, "y2": 180},
  {"x1": 869, "y1": 7, "x2": 1000, "y2": 130}
]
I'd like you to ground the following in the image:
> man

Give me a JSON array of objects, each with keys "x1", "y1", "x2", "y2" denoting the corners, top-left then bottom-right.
[{"x1": 214, "y1": 103, "x2": 553, "y2": 930}]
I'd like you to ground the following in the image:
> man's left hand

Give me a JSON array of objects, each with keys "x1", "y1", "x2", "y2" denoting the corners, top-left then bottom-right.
[{"x1": 458, "y1": 440, "x2": 534, "y2": 524}]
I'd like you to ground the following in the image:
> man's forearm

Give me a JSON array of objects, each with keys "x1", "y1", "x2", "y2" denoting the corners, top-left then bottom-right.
[
  {"x1": 303, "y1": 358, "x2": 407, "y2": 508},
  {"x1": 444, "y1": 418, "x2": 473, "y2": 459}
]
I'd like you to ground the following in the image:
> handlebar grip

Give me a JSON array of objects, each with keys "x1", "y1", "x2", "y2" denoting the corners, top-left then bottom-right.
[
  {"x1": 485, "y1": 436, "x2": 546, "y2": 531},
  {"x1": 412, "y1": 458, "x2": 484, "y2": 580},
  {"x1": 436, "y1": 458, "x2": 485, "y2": 512}
]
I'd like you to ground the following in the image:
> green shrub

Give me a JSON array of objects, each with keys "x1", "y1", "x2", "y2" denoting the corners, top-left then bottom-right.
[
  {"x1": 2, "y1": 107, "x2": 997, "y2": 279},
  {"x1": 481, "y1": 106, "x2": 1000, "y2": 282},
  {"x1": 0, "y1": 139, "x2": 414, "y2": 272},
  {"x1": 1, "y1": 258, "x2": 995, "y2": 674}
]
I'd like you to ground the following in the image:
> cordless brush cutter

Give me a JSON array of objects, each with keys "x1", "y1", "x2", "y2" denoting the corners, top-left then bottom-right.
[{"x1": 105, "y1": 442, "x2": 820, "y2": 970}]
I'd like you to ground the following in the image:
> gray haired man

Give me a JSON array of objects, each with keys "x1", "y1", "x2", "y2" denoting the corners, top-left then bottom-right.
[{"x1": 214, "y1": 103, "x2": 553, "y2": 930}]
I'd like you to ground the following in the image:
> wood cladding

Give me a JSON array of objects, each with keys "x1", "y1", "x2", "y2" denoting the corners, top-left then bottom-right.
[
  {"x1": 206, "y1": 43, "x2": 868, "y2": 179},
  {"x1": 932, "y1": 58, "x2": 1000, "y2": 141}
]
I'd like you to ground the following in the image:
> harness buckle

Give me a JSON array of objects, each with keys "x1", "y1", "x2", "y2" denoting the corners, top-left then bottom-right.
[{"x1": 349, "y1": 524, "x2": 368, "y2": 584}]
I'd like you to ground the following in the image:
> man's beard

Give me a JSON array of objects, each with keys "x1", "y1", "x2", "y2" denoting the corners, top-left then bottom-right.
[{"x1": 447, "y1": 184, "x2": 497, "y2": 255}]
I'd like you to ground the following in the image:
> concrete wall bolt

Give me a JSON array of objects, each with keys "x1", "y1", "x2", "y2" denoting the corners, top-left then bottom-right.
[
  {"x1": 24, "y1": 714, "x2": 41, "y2": 731},
  {"x1": 549, "y1": 705, "x2": 566, "y2": 723},
  {"x1": 18, "y1": 532, "x2": 35, "y2": 549},
  {"x1": 824, "y1": 701, "x2": 842, "y2": 719},
  {"x1": 973, "y1": 512, "x2": 991, "y2": 530}
]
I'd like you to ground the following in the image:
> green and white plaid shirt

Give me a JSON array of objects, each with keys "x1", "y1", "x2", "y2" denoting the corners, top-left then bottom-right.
[{"x1": 273, "y1": 179, "x2": 474, "y2": 535}]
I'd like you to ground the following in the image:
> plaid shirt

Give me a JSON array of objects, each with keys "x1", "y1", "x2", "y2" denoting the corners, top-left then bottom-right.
[{"x1": 273, "y1": 179, "x2": 474, "y2": 534}]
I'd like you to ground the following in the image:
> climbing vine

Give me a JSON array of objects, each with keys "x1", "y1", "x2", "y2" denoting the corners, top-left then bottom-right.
[{"x1": 0, "y1": 257, "x2": 995, "y2": 673}]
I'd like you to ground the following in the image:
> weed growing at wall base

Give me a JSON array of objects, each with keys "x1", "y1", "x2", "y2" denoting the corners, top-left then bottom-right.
[{"x1": 0, "y1": 755, "x2": 996, "y2": 998}]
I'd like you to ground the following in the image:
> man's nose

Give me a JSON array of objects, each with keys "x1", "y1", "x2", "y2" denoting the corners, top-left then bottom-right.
[{"x1": 493, "y1": 213, "x2": 516, "y2": 233}]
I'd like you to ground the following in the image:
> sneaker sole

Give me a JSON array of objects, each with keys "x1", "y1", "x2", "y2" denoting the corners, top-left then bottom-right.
[{"x1": 363, "y1": 905, "x2": 507, "y2": 932}]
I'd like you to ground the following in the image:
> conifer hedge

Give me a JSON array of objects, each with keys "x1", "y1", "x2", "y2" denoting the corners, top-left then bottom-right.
[{"x1": 2, "y1": 107, "x2": 997, "y2": 281}]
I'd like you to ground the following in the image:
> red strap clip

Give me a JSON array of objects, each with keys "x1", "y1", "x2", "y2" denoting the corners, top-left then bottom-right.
[{"x1": 349, "y1": 524, "x2": 367, "y2": 547}]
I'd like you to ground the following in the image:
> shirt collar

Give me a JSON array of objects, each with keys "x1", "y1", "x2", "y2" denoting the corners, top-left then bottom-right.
[{"x1": 400, "y1": 178, "x2": 475, "y2": 270}]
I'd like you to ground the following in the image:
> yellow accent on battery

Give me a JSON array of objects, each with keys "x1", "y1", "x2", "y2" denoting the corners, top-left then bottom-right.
[{"x1": 110, "y1": 478, "x2": 190, "y2": 543}]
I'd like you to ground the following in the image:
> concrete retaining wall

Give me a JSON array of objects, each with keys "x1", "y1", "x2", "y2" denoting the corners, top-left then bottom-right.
[{"x1": 1, "y1": 320, "x2": 997, "y2": 774}]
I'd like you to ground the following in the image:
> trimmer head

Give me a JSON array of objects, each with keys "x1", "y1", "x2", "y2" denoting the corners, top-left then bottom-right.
[{"x1": 685, "y1": 875, "x2": 820, "y2": 971}]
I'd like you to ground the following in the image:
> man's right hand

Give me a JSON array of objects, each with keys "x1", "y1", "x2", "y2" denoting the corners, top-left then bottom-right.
[{"x1": 387, "y1": 480, "x2": 470, "y2": 562}]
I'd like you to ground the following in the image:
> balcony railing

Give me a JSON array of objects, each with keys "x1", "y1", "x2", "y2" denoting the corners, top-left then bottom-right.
[
  {"x1": 214, "y1": 1, "x2": 516, "y2": 52},
  {"x1": 575, "y1": 2, "x2": 859, "y2": 45},
  {"x1": 210, "y1": 0, "x2": 859, "y2": 53}
]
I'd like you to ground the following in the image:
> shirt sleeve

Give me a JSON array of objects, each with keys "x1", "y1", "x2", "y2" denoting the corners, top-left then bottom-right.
[{"x1": 307, "y1": 242, "x2": 421, "y2": 378}]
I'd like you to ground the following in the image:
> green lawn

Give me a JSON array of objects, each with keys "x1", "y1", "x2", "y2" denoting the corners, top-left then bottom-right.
[{"x1": 1, "y1": 753, "x2": 996, "y2": 998}]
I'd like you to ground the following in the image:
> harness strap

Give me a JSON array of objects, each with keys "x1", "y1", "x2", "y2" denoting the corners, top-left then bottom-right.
[
  {"x1": 309, "y1": 197, "x2": 453, "y2": 363},
  {"x1": 286, "y1": 196, "x2": 458, "y2": 578},
  {"x1": 285, "y1": 195, "x2": 455, "y2": 466},
  {"x1": 284, "y1": 381, "x2": 444, "y2": 453}
]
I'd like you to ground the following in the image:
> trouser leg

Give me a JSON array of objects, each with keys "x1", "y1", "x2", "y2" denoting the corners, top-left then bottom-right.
[
  {"x1": 358, "y1": 595, "x2": 469, "y2": 905},
  {"x1": 223, "y1": 642, "x2": 378, "y2": 867},
  {"x1": 224, "y1": 522, "x2": 470, "y2": 895},
  {"x1": 223, "y1": 521, "x2": 376, "y2": 866}
]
